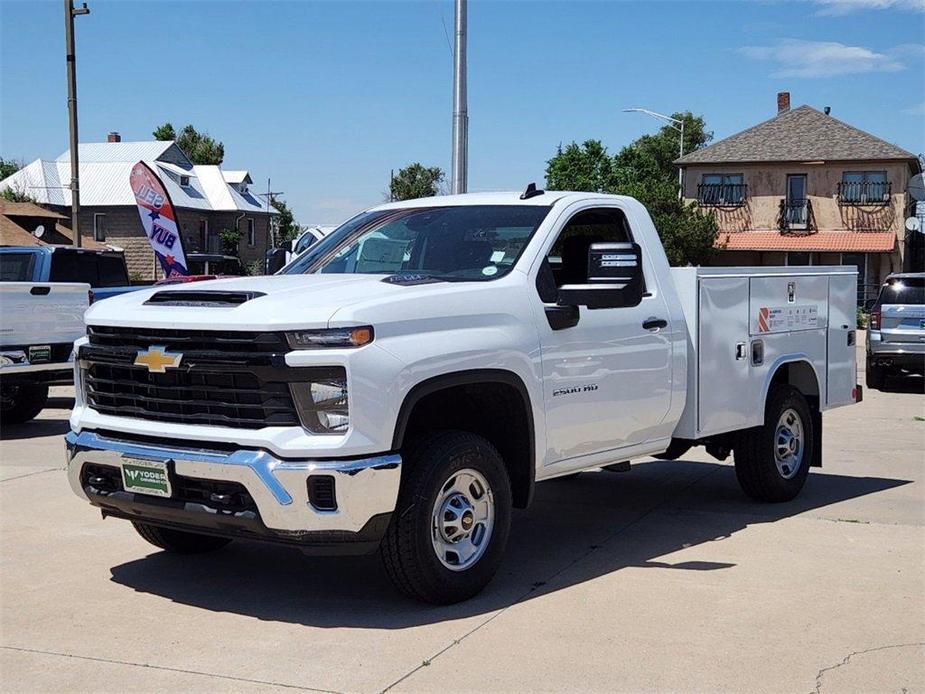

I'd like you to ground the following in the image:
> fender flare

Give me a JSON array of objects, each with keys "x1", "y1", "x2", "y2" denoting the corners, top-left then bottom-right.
[{"x1": 391, "y1": 368, "x2": 536, "y2": 507}]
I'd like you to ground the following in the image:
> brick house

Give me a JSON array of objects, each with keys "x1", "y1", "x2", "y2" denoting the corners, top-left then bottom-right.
[
  {"x1": 0, "y1": 135, "x2": 277, "y2": 280},
  {"x1": 676, "y1": 93, "x2": 922, "y2": 304}
]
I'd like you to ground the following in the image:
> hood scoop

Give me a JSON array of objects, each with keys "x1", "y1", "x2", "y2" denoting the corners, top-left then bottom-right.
[{"x1": 144, "y1": 290, "x2": 266, "y2": 307}]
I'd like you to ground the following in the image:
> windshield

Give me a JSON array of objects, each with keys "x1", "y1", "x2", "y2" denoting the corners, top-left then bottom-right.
[
  {"x1": 282, "y1": 205, "x2": 551, "y2": 280},
  {"x1": 877, "y1": 277, "x2": 925, "y2": 305}
]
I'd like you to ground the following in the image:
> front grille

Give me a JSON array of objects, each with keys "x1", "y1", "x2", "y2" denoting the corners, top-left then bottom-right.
[
  {"x1": 83, "y1": 326, "x2": 299, "y2": 429},
  {"x1": 88, "y1": 325, "x2": 287, "y2": 353}
]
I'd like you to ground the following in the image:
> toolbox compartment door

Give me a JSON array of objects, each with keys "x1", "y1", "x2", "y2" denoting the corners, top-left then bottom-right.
[{"x1": 826, "y1": 273, "x2": 858, "y2": 406}]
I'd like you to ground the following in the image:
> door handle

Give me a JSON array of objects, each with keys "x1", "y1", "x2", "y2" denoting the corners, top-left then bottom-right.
[{"x1": 642, "y1": 317, "x2": 668, "y2": 331}]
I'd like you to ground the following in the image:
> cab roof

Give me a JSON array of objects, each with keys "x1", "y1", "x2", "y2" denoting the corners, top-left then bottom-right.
[{"x1": 369, "y1": 191, "x2": 635, "y2": 211}]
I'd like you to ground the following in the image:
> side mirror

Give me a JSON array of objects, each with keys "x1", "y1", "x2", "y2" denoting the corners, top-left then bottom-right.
[
  {"x1": 557, "y1": 242, "x2": 645, "y2": 309},
  {"x1": 265, "y1": 247, "x2": 288, "y2": 275}
]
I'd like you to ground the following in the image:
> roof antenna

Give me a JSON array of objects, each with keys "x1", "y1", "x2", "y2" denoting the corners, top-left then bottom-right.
[{"x1": 520, "y1": 182, "x2": 545, "y2": 200}]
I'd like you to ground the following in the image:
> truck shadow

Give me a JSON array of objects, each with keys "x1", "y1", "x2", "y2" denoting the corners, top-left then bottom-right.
[
  {"x1": 0, "y1": 397, "x2": 74, "y2": 440},
  {"x1": 108, "y1": 459, "x2": 911, "y2": 628}
]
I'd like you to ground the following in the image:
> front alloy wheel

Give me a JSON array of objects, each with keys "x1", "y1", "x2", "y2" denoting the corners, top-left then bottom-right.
[{"x1": 381, "y1": 431, "x2": 512, "y2": 604}]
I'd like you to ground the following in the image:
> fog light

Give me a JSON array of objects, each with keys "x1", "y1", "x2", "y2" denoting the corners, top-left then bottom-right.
[{"x1": 290, "y1": 367, "x2": 349, "y2": 434}]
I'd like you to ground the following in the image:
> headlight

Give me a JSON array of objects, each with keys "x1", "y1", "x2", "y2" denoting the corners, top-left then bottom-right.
[
  {"x1": 290, "y1": 367, "x2": 349, "y2": 434},
  {"x1": 286, "y1": 327, "x2": 373, "y2": 350}
]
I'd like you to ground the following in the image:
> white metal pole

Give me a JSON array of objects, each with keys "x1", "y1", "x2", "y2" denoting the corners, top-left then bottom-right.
[
  {"x1": 677, "y1": 119, "x2": 684, "y2": 200},
  {"x1": 451, "y1": 0, "x2": 468, "y2": 194}
]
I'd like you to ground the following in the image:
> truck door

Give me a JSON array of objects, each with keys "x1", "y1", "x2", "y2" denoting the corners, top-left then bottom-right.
[{"x1": 533, "y1": 206, "x2": 673, "y2": 465}]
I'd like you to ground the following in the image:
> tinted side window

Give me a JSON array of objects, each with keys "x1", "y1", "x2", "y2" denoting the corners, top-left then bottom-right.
[
  {"x1": 546, "y1": 208, "x2": 632, "y2": 287},
  {"x1": 48, "y1": 251, "x2": 101, "y2": 286},
  {"x1": 878, "y1": 277, "x2": 925, "y2": 305},
  {"x1": 98, "y1": 255, "x2": 128, "y2": 286},
  {"x1": 0, "y1": 253, "x2": 37, "y2": 281}
]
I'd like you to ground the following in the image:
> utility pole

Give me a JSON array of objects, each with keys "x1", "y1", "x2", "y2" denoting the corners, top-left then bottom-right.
[
  {"x1": 450, "y1": 0, "x2": 468, "y2": 195},
  {"x1": 258, "y1": 178, "x2": 284, "y2": 248},
  {"x1": 623, "y1": 107, "x2": 686, "y2": 200},
  {"x1": 65, "y1": 0, "x2": 89, "y2": 247}
]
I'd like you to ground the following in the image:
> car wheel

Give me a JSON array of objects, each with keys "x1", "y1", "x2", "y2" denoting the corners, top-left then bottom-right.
[
  {"x1": 381, "y1": 430, "x2": 512, "y2": 604},
  {"x1": 734, "y1": 385, "x2": 814, "y2": 503},
  {"x1": 865, "y1": 357, "x2": 885, "y2": 391},
  {"x1": 132, "y1": 522, "x2": 232, "y2": 554},
  {"x1": 0, "y1": 383, "x2": 49, "y2": 425}
]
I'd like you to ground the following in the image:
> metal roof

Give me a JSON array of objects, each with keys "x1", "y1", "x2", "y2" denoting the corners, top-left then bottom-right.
[
  {"x1": 677, "y1": 106, "x2": 919, "y2": 166},
  {"x1": 222, "y1": 170, "x2": 252, "y2": 185},
  {"x1": 0, "y1": 141, "x2": 275, "y2": 215}
]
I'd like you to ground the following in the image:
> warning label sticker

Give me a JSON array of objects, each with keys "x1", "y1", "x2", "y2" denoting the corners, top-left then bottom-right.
[{"x1": 757, "y1": 305, "x2": 819, "y2": 333}]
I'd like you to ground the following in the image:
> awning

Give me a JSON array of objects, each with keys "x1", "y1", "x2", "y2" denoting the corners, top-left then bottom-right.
[{"x1": 716, "y1": 231, "x2": 895, "y2": 253}]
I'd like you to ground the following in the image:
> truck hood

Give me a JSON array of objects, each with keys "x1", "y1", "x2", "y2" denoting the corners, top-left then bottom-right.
[{"x1": 84, "y1": 273, "x2": 476, "y2": 331}]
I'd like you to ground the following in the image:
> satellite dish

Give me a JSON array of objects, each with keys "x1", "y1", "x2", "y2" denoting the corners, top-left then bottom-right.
[
  {"x1": 33, "y1": 224, "x2": 45, "y2": 239},
  {"x1": 907, "y1": 217, "x2": 922, "y2": 233},
  {"x1": 909, "y1": 173, "x2": 925, "y2": 202}
]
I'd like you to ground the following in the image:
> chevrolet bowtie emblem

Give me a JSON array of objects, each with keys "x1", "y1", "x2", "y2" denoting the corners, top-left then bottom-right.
[{"x1": 134, "y1": 346, "x2": 183, "y2": 373}]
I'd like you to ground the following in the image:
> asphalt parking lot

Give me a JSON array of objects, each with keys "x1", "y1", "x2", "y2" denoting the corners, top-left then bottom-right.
[{"x1": 1, "y1": 346, "x2": 923, "y2": 693}]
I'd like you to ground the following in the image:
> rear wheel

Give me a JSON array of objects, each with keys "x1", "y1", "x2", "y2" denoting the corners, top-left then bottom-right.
[
  {"x1": 381, "y1": 431, "x2": 512, "y2": 604},
  {"x1": 0, "y1": 383, "x2": 49, "y2": 425},
  {"x1": 132, "y1": 522, "x2": 232, "y2": 554},
  {"x1": 734, "y1": 385, "x2": 813, "y2": 503},
  {"x1": 865, "y1": 357, "x2": 886, "y2": 391}
]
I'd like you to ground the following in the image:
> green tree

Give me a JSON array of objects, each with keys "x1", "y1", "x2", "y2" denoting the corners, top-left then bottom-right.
[
  {"x1": 270, "y1": 196, "x2": 300, "y2": 244},
  {"x1": 153, "y1": 122, "x2": 224, "y2": 165},
  {"x1": 544, "y1": 113, "x2": 718, "y2": 266},
  {"x1": 0, "y1": 157, "x2": 24, "y2": 181},
  {"x1": 389, "y1": 163, "x2": 445, "y2": 201}
]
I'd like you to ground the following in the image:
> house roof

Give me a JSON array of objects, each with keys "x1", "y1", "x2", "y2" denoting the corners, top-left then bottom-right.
[
  {"x1": 222, "y1": 170, "x2": 252, "y2": 185},
  {"x1": 0, "y1": 212, "x2": 106, "y2": 249},
  {"x1": 0, "y1": 200, "x2": 65, "y2": 219},
  {"x1": 677, "y1": 106, "x2": 919, "y2": 166},
  {"x1": 717, "y1": 231, "x2": 895, "y2": 253},
  {"x1": 0, "y1": 141, "x2": 275, "y2": 215}
]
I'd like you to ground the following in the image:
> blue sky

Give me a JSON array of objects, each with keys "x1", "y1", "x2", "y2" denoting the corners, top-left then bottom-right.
[{"x1": 1, "y1": 0, "x2": 923, "y2": 224}]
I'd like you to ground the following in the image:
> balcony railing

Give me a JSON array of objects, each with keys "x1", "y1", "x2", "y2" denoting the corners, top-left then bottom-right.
[
  {"x1": 778, "y1": 198, "x2": 816, "y2": 235},
  {"x1": 837, "y1": 180, "x2": 891, "y2": 206},
  {"x1": 697, "y1": 183, "x2": 747, "y2": 208}
]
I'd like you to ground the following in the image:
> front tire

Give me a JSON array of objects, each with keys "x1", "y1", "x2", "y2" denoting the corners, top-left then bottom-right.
[
  {"x1": 132, "y1": 522, "x2": 232, "y2": 554},
  {"x1": 381, "y1": 431, "x2": 512, "y2": 604},
  {"x1": 734, "y1": 385, "x2": 813, "y2": 503},
  {"x1": 0, "y1": 383, "x2": 49, "y2": 425}
]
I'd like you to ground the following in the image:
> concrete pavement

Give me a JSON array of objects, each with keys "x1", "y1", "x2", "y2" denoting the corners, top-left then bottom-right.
[{"x1": 1, "y1": 367, "x2": 923, "y2": 693}]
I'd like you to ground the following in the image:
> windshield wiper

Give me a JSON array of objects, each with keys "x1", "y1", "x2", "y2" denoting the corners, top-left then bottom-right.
[{"x1": 381, "y1": 273, "x2": 453, "y2": 286}]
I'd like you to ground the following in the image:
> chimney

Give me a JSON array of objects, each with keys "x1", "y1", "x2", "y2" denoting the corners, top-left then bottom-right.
[
  {"x1": 777, "y1": 92, "x2": 790, "y2": 114},
  {"x1": 107, "y1": 131, "x2": 121, "y2": 143}
]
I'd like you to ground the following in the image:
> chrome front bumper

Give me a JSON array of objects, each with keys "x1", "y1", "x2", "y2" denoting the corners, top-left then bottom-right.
[{"x1": 65, "y1": 430, "x2": 401, "y2": 535}]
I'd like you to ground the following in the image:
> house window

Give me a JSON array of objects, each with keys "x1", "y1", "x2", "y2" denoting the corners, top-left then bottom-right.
[
  {"x1": 246, "y1": 219, "x2": 256, "y2": 247},
  {"x1": 93, "y1": 213, "x2": 106, "y2": 242},
  {"x1": 698, "y1": 174, "x2": 745, "y2": 206},
  {"x1": 179, "y1": 175, "x2": 191, "y2": 187},
  {"x1": 839, "y1": 171, "x2": 889, "y2": 205},
  {"x1": 786, "y1": 252, "x2": 815, "y2": 266}
]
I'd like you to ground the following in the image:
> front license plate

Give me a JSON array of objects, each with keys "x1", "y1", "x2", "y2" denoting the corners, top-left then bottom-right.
[
  {"x1": 29, "y1": 345, "x2": 51, "y2": 364},
  {"x1": 121, "y1": 458, "x2": 172, "y2": 498}
]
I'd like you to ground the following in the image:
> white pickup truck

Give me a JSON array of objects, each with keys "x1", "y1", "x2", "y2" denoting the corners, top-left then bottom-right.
[
  {"x1": 1, "y1": 279, "x2": 88, "y2": 423},
  {"x1": 65, "y1": 191, "x2": 861, "y2": 603}
]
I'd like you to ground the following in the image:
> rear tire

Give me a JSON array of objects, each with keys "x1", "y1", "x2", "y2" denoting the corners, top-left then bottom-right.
[
  {"x1": 381, "y1": 431, "x2": 512, "y2": 604},
  {"x1": 865, "y1": 358, "x2": 885, "y2": 391},
  {"x1": 0, "y1": 383, "x2": 49, "y2": 425},
  {"x1": 132, "y1": 522, "x2": 232, "y2": 554},
  {"x1": 734, "y1": 385, "x2": 813, "y2": 503}
]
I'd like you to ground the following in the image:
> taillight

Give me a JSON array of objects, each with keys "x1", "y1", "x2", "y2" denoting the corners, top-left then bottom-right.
[{"x1": 869, "y1": 306, "x2": 880, "y2": 330}]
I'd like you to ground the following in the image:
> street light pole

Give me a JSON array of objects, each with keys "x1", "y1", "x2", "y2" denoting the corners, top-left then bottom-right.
[
  {"x1": 65, "y1": 0, "x2": 89, "y2": 247},
  {"x1": 623, "y1": 107, "x2": 685, "y2": 201},
  {"x1": 450, "y1": 0, "x2": 468, "y2": 194}
]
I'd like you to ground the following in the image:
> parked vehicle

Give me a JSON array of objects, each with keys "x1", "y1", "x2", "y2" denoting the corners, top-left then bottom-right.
[
  {"x1": 0, "y1": 246, "x2": 140, "y2": 304},
  {"x1": 65, "y1": 191, "x2": 862, "y2": 603},
  {"x1": 865, "y1": 273, "x2": 925, "y2": 390},
  {"x1": 265, "y1": 226, "x2": 336, "y2": 274},
  {"x1": 0, "y1": 280, "x2": 88, "y2": 423},
  {"x1": 185, "y1": 253, "x2": 244, "y2": 277}
]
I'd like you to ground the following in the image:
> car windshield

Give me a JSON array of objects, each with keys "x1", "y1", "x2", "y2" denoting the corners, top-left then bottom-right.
[
  {"x1": 281, "y1": 205, "x2": 551, "y2": 281},
  {"x1": 878, "y1": 277, "x2": 925, "y2": 305}
]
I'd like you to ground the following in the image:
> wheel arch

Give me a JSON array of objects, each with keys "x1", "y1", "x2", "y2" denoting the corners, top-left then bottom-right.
[
  {"x1": 392, "y1": 369, "x2": 536, "y2": 509},
  {"x1": 763, "y1": 356, "x2": 823, "y2": 468}
]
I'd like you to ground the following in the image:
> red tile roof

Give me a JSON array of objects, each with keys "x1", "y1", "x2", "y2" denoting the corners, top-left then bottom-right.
[{"x1": 717, "y1": 231, "x2": 895, "y2": 253}]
